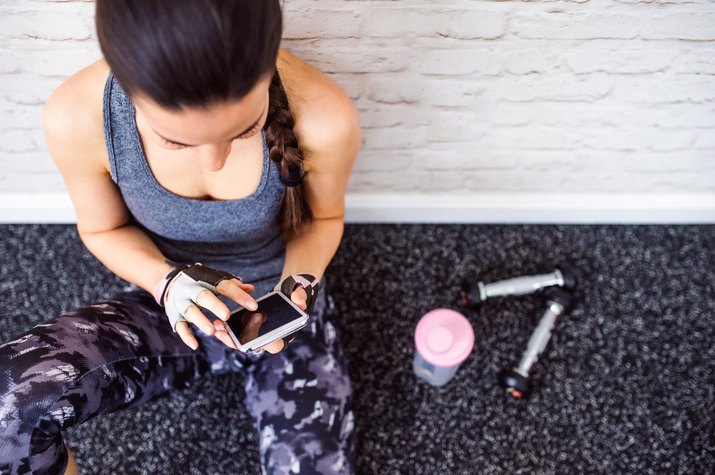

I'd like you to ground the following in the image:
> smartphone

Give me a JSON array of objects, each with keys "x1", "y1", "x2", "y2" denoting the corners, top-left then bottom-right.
[{"x1": 225, "y1": 290, "x2": 309, "y2": 353}]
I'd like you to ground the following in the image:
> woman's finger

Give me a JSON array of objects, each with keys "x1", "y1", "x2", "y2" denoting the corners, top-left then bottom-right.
[
  {"x1": 216, "y1": 279, "x2": 258, "y2": 312},
  {"x1": 258, "y1": 339, "x2": 285, "y2": 355},
  {"x1": 212, "y1": 320, "x2": 237, "y2": 349},
  {"x1": 291, "y1": 287, "x2": 308, "y2": 311},
  {"x1": 239, "y1": 312, "x2": 265, "y2": 343},
  {"x1": 193, "y1": 289, "x2": 232, "y2": 322},
  {"x1": 175, "y1": 321, "x2": 199, "y2": 350},
  {"x1": 183, "y1": 303, "x2": 215, "y2": 335},
  {"x1": 237, "y1": 281, "x2": 255, "y2": 293},
  {"x1": 214, "y1": 329, "x2": 237, "y2": 349}
]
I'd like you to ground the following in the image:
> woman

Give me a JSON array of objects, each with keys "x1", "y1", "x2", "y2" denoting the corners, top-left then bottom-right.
[{"x1": 0, "y1": 1, "x2": 360, "y2": 474}]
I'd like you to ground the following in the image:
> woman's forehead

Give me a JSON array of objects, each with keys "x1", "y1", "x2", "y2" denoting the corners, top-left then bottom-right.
[{"x1": 135, "y1": 77, "x2": 270, "y2": 144}]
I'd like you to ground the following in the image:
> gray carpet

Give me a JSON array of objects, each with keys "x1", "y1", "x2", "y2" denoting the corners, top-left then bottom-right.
[{"x1": 1, "y1": 224, "x2": 713, "y2": 474}]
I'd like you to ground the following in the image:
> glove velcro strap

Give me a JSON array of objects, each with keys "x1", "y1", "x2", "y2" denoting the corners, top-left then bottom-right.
[
  {"x1": 276, "y1": 274, "x2": 320, "y2": 312},
  {"x1": 183, "y1": 264, "x2": 239, "y2": 288}
]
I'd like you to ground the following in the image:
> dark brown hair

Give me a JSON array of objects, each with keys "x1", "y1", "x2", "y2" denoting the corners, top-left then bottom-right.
[{"x1": 95, "y1": 0, "x2": 311, "y2": 240}]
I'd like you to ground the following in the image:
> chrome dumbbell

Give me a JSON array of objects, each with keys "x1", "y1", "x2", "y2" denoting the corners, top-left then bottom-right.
[
  {"x1": 497, "y1": 287, "x2": 575, "y2": 398},
  {"x1": 460, "y1": 266, "x2": 576, "y2": 309}
]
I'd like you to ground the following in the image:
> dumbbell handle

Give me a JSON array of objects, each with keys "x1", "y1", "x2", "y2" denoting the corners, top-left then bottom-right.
[
  {"x1": 480, "y1": 270, "x2": 564, "y2": 300},
  {"x1": 515, "y1": 302, "x2": 565, "y2": 377}
]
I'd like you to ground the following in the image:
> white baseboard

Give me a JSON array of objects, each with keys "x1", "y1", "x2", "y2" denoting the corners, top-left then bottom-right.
[
  {"x1": 1, "y1": 192, "x2": 714, "y2": 224},
  {"x1": 345, "y1": 193, "x2": 715, "y2": 224}
]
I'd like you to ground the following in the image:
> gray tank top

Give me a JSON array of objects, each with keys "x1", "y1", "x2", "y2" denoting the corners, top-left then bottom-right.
[{"x1": 102, "y1": 73, "x2": 286, "y2": 300}]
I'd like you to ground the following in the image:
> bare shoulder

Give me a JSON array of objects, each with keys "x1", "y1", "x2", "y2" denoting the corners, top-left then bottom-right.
[
  {"x1": 43, "y1": 59, "x2": 111, "y2": 175},
  {"x1": 277, "y1": 49, "x2": 361, "y2": 169},
  {"x1": 44, "y1": 59, "x2": 131, "y2": 233}
]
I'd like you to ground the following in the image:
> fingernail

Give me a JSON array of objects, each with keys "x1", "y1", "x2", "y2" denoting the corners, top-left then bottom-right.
[
  {"x1": 253, "y1": 314, "x2": 262, "y2": 322},
  {"x1": 247, "y1": 301, "x2": 258, "y2": 311},
  {"x1": 191, "y1": 342, "x2": 198, "y2": 350}
]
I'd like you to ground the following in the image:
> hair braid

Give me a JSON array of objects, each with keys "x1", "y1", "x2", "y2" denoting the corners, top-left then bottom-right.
[{"x1": 264, "y1": 69, "x2": 313, "y2": 241}]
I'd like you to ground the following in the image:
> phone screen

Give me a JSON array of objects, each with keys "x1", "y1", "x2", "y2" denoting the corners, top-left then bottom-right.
[{"x1": 226, "y1": 292, "x2": 304, "y2": 346}]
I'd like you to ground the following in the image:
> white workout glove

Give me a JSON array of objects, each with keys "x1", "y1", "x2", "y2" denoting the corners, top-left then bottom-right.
[
  {"x1": 153, "y1": 263, "x2": 242, "y2": 332},
  {"x1": 274, "y1": 274, "x2": 320, "y2": 312}
]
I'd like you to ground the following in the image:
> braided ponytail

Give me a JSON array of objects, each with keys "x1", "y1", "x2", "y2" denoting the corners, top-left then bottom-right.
[{"x1": 264, "y1": 69, "x2": 313, "y2": 241}]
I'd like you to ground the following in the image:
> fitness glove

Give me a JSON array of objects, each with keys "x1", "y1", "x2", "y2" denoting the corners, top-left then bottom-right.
[
  {"x1": 153, "y1": 263, "x2": 242, "y2": 332},
  {"x1": 274, "y1": 273, "x2": 321, "y2": 313}
]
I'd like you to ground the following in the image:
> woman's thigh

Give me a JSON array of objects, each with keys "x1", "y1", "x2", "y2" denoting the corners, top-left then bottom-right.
[
  {"x1": 245, "y1": 286, "x2": 356, "y2": 475},
  {"x1": 0, "y1": 290, "x2": 220, "y2": 474}
]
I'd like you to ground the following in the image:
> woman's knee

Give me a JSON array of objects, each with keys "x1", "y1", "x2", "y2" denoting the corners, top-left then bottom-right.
[
  {"x1": 0, "y1": 325, "x2": 82, "y2": 474},
  {"x1": 0, "y1": 295, "x2": 169, "y2": 473},
  {"x1": 248, "y1": 344, "x2": 356, "y2": 474}
]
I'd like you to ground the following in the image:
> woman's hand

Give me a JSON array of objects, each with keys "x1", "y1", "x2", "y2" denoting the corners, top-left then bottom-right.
[
  {"x1": 215, "y1": 283, "x2": 310, "y2": 355},
  {"x1": 154, "y1": 263, "x2": 258, "y2": 350},
  {"x1": 212, "y1": 284, "x2": 308, "y2": 354},
  {"x1": 177, "y1": 278, "x2": 257, "y2": 351}
]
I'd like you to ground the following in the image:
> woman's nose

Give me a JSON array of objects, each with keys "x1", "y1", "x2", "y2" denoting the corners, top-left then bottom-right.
[{"x1": 197, "y1": 142, "x2": 232, "y2": 171}]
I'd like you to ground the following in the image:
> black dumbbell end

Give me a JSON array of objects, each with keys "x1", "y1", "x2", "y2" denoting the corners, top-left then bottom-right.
[
  {"x1": 557, "y1": 265, "x2": 577, "y2": 290},
  {"x1": 459, "y1": 274, "x2": 484, "y2": 308},
  {"x1": 498, "y1": 368, "x2": 531, "y2": 399},
  {"x1": 542, "y1": 287, "x2": 575, "y2": 311}
]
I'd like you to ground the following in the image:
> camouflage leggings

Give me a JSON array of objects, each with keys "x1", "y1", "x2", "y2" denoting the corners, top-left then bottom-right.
[{"x1": 0, "y1": 285, "x2": 355, "y2": 475}]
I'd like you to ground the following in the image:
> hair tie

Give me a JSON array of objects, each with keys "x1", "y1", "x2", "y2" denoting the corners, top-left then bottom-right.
[{"x1": 279, "y1": 164, "x2": 305, "y2": 187}]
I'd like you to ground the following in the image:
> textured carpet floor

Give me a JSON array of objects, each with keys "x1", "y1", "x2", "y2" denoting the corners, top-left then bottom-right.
[{"x1": 1, "y1": 224, "x2": 713, "y2": 474}]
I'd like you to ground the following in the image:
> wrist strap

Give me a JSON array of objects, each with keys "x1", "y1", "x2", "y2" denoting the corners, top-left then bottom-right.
[{"x1": 153, "y1": 263, "x2": 191, "y2": 307}]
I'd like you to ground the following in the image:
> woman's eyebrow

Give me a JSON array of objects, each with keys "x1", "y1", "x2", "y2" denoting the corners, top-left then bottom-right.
[{"x1": 153, "y1": 108, "x2": 264, "y2": 146}]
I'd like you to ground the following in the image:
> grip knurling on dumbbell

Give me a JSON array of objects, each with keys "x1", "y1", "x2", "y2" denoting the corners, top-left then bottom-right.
[{"x1": 460, "y1": 265, "x2": 577, "y2": 309}]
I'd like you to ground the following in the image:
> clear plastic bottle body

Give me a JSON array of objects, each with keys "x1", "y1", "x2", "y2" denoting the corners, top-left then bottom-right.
[{"x1": 412, "y1": 351, "x2": 460, "y2": 387}]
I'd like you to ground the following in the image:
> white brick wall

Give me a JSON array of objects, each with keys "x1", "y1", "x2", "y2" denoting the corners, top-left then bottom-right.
[{"x1": 1, "y1": 0, "x2": 714, "y2": 199}]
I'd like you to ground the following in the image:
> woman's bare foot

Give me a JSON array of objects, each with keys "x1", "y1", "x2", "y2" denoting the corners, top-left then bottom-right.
[{"x1": 65, "y1": 444, "x2": 79, "y2": 475}]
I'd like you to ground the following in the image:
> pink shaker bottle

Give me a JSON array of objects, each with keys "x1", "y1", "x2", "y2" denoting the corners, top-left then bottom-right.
[{"x1": 413, "y1": 309, "x2": 475, "y2": 386}]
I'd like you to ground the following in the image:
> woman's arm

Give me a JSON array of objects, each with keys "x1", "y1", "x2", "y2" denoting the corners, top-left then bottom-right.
[
  {"x1": 43, "y1": 62, "x2": 176, "y2": 294},
  {"x1": 278, "y1": 60, "x2": 362, "y2": 284},
  {"x1": 43, "y1": 63, "x2": 253, "y2": 347}
]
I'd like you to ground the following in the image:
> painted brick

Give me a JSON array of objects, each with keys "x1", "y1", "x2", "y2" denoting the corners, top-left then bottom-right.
[
  {"x1": 364, "y1": 8, "x2": 506, "y2": 40},
  {"x1": 9, "y1": 47, "x2": 102, "y2": 78},
  {"x1": 512, "y1": 11, "x2": 641, "y2": 40},
  {"x1": 671, "y1": 51, "x2": 715, "y2": 75},
  {"x1": 361, "y1": 126, "x2": 430, "y2": 151},
  {"x1": 610, "y1": 75, "x2": 715, "y2": 103},
  {"x1": 564, "y1": 49, "x2": 679, "y2": 74},
  {"x1": 1, "y1": 8, "x2": 93, "y2": 41},
  {"x1": 416, "y1": 49, "x2": 500, "y2": 76},
  {"x1": 492, "y1": 76, "x2": 614, "y2": 102},
  {"x1": 363, "y1": 77, "x2": 485, "y2": 110},
  {"x1": 283, "y1": 9, "x2": 361, "y2": 39},
  {"x1": 0, "y1": 130, "x2": 41, "y2": 153},
  {"x1": 641, "y1": 13, "x2": 715, "y2": 41},
  {"x1": 0, "y1": 77, "x2": 60, "y2": 107}
]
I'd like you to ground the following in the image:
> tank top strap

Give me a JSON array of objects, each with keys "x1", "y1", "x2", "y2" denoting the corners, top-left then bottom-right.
[{"x1": 103, "y1": 72, "x2": 132, "y2": 185}]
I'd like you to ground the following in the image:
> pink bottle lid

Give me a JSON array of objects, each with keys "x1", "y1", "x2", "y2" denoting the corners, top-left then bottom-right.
[{"x1": 414, "y1": 309, "x2": 474, "y2": 367}]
